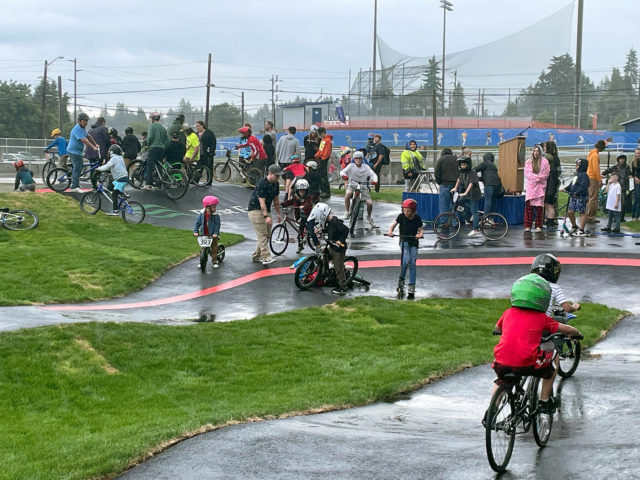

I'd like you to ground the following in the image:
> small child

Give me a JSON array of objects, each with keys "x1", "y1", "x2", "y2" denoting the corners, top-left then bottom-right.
[
  {"x1": 13, "y1": 161, "x2": 36, "y2": 192},
  {"x1": 602, "y1": 173, "x2": 621, "y2": 234},
  {"x1": 44, "y1": 128, "x2": 69, "y2": 167},
  {"x1": 387, "y1": 198, "x2": 424, "y2": 299},
  {"x1": 97, "y1": 145, "x2": 129, "y2": 215},
  {"x1": 166, "y1": 131, "x2": 187, "y2": 169},
  {"x1": 121, "y1": 126, "x2": 141, "y2": 168},
  {"x1": 193, "y1": 196, "x2": 221, "y2": 269},
  {"x1": 560, "y1": 158, "x2": 590, "y2": 236},
  {"x1": 451, "y1": 156, "x2": 482, "y2": 236},
  {"x1": 281, "y1": 179, "x2": 314, "y2": 253},
  {"x1": 283, "y1": 155, "x2": 308, "y2": 199}
]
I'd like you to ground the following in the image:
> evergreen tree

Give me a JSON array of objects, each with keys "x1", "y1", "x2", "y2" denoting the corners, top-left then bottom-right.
[{"x1": 450, "y1": 81, "x2": 468, "y2": 116}]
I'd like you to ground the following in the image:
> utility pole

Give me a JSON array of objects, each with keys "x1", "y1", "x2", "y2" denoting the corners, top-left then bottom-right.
[
  {"x1": 67, "y1": 58, "x2": 78, "y2": 121},
  {"x1": 573, "y1": 0, "x2": 584, "y2": 128},
  {"x1": 440, "y1": 1, "x2": 453, "y2": 115},
  {"x1": 271, "y1": 75, "x2": 280, "y2": 129},
  {"x1": 241, "y1": 91, "x2": 245, "y2": 125},
  {"x1": 372, "y1": 0, "x2": 378, "y2": 102},
  {"x1": 57, "y1": 76, "x2": 62, "y2": 130},
  {"x1": 41, "y1": 60, "x2": 48, "y2": 138},
  {"x1": 205, "y1": 53, "x2": 213, "y2": 127},
  {"x1": 347, "y1": 69, "x2": 351, "y2": 117},
  {"x1": 432, "y1": 89, "x2": 438, "y2": 162}
]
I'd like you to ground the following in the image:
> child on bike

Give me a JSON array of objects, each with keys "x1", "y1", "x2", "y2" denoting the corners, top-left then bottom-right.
[
  {"x1": 491, "y1": 274, "x2": 581, "y2": 415},
  {"x1": 96, "y1": 144, "x2": 129, "y2": 216},
  {"x1": 530, "y1": 253, "x2": 580, "y2": 317},
  {"x1": 559, "y1": 158, "x2": 590, "y2": 236},
  {"x1": 308, "y1": 202, "x2": 350, "y2": 296},
  {"x1": 340, "y1": 150, "x2": 378, "y2": 227},
  {"x1": 13, "y1": 160, "x2": 36, "y2": 192},
  {"x1": 193, "y1": 196, "x2": 221, "y2": 269},
  {"x1": 281, "y1": 179, "x2": 314, "y2": 253},
  {"x1": 44, "y1": 128, "x2": 69, "y2": 167},
  {"x1": 387, "y1": 198, "x2": 424, "y2": 299},
  {"x1": 451, "y1": 156, "x2": 482, "y2": 236},
  {"x1": 283, "y1": 154, "x2": 308, "y2": 200}
]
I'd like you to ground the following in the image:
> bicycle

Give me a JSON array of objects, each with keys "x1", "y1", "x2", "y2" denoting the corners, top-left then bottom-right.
[
  {"x1": 197, "y1": 235, "x2": 226, "y2": 272},
  {"x1": 127, "y1": 158, "x2": 189, "y2": 200},
  {"x1": 46, "y1": 158, "x2": 102, "y2": 193},
  {"x1": 269, "y1": 207, "x2": 314, "y2": 256},
  {"x1": 42, "y1": 151, "x2": 67, "y2": 184},
  {"x1": 485, "y1": 331, "x2": 584, "y2": 473},
  {"x1": 79, "y1": 176, "x2": 145, "y2": 224},
  {"x1": 0, "y1": 208, "x2": 39, "y2": 230},
  {"x1": 345, "y1": 178, "x2": 376, "y2": 235},
  {"x1": 551, "y1": 310, "x2": 581, "y2": 378},
  {"x1": 212, "y1": 149, "x2": 262, "y2": 188},
  {"x1": 184, "y1": 161, "x2": 212, "y2": 187},
  {"x1": 433, "y1": 192, "x2": 509, "y2": 240}
]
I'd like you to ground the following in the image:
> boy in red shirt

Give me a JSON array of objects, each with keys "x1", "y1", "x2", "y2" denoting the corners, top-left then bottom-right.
[
  {"x1": 492, "y1": 274, "x2": 581, "y2": 414},
  {"x1": 283, "y1": 154, "x2": 308, "y2": 200}
]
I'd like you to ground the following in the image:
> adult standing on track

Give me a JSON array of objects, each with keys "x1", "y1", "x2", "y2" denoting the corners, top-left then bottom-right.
[
  {"x1": 434, "y1": 147, "x2": 458, "y2": 214},
  {"x1": 143, "y1": 112, "x2": 168, "y2": 190},
  {"x1": 586, "y1": 139, "x2": 606, "y2": 223},
  {"x1": 86, "y1": 117, "x2": 110, "y2": 163},
  {"x1": 247, "y1": 164, "x2": 283, "y2": 265},
  {"x1": 370, "y1": 134, "x2": 388, "y2": 193},
  {"x1": 543, "y1": 141, "x2": 561, "y2": 228},
  {"x1": 182, "y1": 124, "x2": 200, "y2": 165},
  {"x1": 168, "y1": 113, "x2": 186, "y2": 145},
  {"x1": 400, "y1": 140, "x2": 425, "y2": 192},
  {"x1": 67, "y1": 113, "x2": 100, "y2": 193},
  {"x1": 263, "y1": 120, "x2": 277, "y2": 145},
  {"x1": 315, "y1": 127, "x2": 333, "y2": 198},
  {"x1": 474, "y1": 152, "x2": 501, "y2": 216},
  {"x1": 195, "y1": 121, "x2": 216, "y2": 185},
  {"x1": 303, "y1": 125, "x2": 320, "y2": 163},
  {"x1": 632, "y1": 148, "x2": 640, "y2": 221},
  {"x1": 276, "y1": 126, "x2": 300, "y2": 170},
  {"x1": 524, "y1": 144, "x2": 550, "y2": 232}
]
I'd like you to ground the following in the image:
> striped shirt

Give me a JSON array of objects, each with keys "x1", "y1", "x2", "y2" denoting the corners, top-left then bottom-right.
[{"x1": 547, "y1": 282, "x2": 568, "y2": 316}]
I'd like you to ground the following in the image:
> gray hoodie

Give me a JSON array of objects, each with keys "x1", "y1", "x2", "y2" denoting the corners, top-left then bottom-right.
[{"x1": 275, "y1": 134, "x2": 300, "y2": 165}]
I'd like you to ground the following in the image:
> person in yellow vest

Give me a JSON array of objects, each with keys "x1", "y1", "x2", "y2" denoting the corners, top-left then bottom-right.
[{"x1": 183, "y1": 124, "x2": 200, "y2": 164}]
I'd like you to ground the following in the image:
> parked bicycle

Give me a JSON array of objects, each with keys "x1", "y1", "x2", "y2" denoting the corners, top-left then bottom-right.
[
  {"x1": 212, "y1": 149, "x2": 262, "y2": 188},
  {"x1": 197, "y1": 235, "x2": 226, "y2": 272},
  {"x1": 46, "y1": 158, "x2": 102, "y2": 193},
  {"x1": 269, "y1": 207, "x2": 313, "y2": 256},
  {"x1": 128, "y1": 158, "x2": 189, "y2": 200},
  {"x1": 0, "y1": 207, "x2": 39, "y2": 230},
  {"x1": 79, "y1": 176, "x2": 145, "y2": 224},
  {"x1": 434, "y1": 192, "x2": 509, "y2": 240},
  {"x1": 184, "y1": 161, "x2": 211, "y2": 187},
  {"x1": 485, "y1": 331, "x2": 584, "y2": 473}
]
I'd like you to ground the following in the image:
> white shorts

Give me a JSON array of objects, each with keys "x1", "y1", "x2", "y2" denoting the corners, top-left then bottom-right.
[{"x1": 347, "y1": 186, "x2": 371, "y2": 201}]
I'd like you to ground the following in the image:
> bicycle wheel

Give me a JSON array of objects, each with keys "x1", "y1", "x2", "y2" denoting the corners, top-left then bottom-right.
[
  {"x1": 433, "y1": 212, "x2": 461, "y2": 240},
  {"x1": 121, "y1": 201, "x2": 145, "y2": 224},
  {"x1": 557, "y1": 338, "x2": 581, "y2": 378},
  {"x1": 480, "y1": 213, "x2": 509, "y2": 241},
  {"x1": 269, "y1": 224, "x2": 290, "y2": 256},
  {"x1": 190, "y1": 165, "x2": 211, "y2": 187},
  {"x1": 2, "y1": 210, "x2": 39, "y2": 230},
  {"x1": 46, "y1": 167, "x2": 71, "y2": 192},
  {"x1": 246, "y1": 167, "x2": 263, "y2": 188},
  {"x1": 349, "y1": 197, "x2": 361, "y2": 234},
  {"x1": 128, "y1": 160, "x2": 144, "y2": 189},
  {"x1": 79, "y1": 191, "x2": 101, "y2": 215},
  {"x1": 344, "y1": 256, "x2": 359, "y2": 284},
  {"x1": 199, "y1": 248, "x2": 208, "y2": 272},
  {"x1": 41, "y1": 161, "x2": 55, "y2": 185},
  {"x1": 486, "y1": 385, "x2": 516, "y2": 473},
  {"x1": 530, "y1": 377, "x2": 553, "y2": 447},
  {"x1": 216, "y1": 244, "x2": 226, "y2": 262},
  {"x1": 213, "y1": 162, "x2": 232, "y2": 182},
  {"x1": 163, "y1": 168, "x2": 189, "y2": 200},
  {"x1": 294, "y1": 255, "x2": 323, "y2": 290}
]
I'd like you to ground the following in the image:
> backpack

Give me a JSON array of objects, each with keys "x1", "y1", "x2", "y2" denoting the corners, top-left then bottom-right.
[{"x1": 381, "y1": 145, "x2": 391, "y2": 165}]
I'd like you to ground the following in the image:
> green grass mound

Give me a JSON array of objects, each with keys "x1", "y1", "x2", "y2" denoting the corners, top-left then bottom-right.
[
  {"x1": 0, "y1": 193, "x2": 243, "y2": 305},
  {"x1": 0, "y1": 297, "x2": 623, "y2": 479}
]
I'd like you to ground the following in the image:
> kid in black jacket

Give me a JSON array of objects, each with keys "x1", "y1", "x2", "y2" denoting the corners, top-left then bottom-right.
[{"x1": 561, "y1": 158, "x2": 589, "y2": 236}]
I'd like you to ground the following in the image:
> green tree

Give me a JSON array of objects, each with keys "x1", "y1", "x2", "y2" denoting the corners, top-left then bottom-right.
[
  {"x1": 450, "y1": 81, "x2": 468, "y2": 116},
  {"x1": 208, "y1": 102, "x2": 242, "y2": 137},
  {"x1": 0, "y1": 81, "x2": 40, "y2": 137}
]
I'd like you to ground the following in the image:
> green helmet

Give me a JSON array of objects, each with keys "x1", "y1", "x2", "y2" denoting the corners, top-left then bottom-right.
[{"x1": 510, "y1": 273, "x2": 551, "y2": 312}]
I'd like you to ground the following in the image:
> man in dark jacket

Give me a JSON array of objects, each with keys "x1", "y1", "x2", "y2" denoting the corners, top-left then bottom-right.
[
  {"x1": 121, "y1": 126, "x2": 141, "y2": 167},
  {"x1": 434, "y1": 147, "x2": 459, "y2": 214},
  {"x1": 370, "y1": 134, "x2": 388, "y2": 192},
  {"x1": 603, "y1": 154, "x2": 632, "y2": 221},
  {"x1": 196, "y1": 120, "x2": 217, "y2": 184},
  {"x1": 86, "y1": 117, "x2": 110, "y2": 162},
  {"x1": 474, "y1": 152, "x2": 502, "y2": 215}
]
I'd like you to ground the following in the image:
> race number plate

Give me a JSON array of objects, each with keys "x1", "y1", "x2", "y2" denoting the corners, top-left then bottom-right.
[{"x1": 198, "y1": 236, "x2": 213, "y2": 247}]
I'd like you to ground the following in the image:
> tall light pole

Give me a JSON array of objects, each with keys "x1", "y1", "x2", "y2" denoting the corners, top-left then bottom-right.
[
  {"x1": 67, "y1": 58, "x2": 79, "y2": 122},
  {"x1": 440, "y1": 0, "x2": 453, "y2": 112},
  {"x1": 372, "y1": 0, "x2": 378, "y2": 110},
  {"x1": 573, "y1": 0, "x2": 584, "y2": 128},
  {"x1": 41, "y1": 56, "x2": 63, "y2": 138}
]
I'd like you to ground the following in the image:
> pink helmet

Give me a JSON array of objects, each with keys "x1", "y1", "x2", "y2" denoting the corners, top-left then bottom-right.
[{"x1": 202, "y1": 196, "x2": 219, "y2": 207}]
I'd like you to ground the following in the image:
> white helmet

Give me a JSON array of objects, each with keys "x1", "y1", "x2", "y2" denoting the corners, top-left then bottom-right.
[
  {"x1": 352, "y1": 151, "x2": 364, "y2": 160},
  {"x1": 342, "y1": 147, "x2": 351, "y2": 155},
  {"x1": 308, "y1": 202, "x2": 331, "y2": 230},
  {"x1": 306, "y1": 160, "x2": 318, "y2": 170},
  {"x1": 295, "y1": 179, "x2": 309, "y2": 191}
]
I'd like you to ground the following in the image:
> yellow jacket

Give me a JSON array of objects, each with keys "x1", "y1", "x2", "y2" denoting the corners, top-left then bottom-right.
[{"x1": 587, "y1": 148, "x2": 601, "y2": 181}]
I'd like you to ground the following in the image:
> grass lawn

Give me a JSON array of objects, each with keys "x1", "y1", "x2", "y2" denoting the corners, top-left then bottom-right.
[
  {"x1": 330, "y1": 187, "x2": 403, "y2": 203},
  {"x1": 0, "y1": 297, "x2": 624, "y2": 479},
  {"x1": 0, "y1": 193, "x2": 243, "y2": 305}
]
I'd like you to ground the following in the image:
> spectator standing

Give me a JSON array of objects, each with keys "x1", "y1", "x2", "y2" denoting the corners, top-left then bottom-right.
[
  {"x1": 303, "y1": 125, "x2": 320, "y2": 162},
  {"x1": 86, "y1": 117, "x2": 110, "y2": 163},
  {"x1": 168, "y1": 113, "x2": 186, "y2": 145},
  {"x1": 247, "y1": 164, "x2": 283, "y2": 265},
  {"x1": 601, "y1": 173, "x2": 621, "y2": 234},
  {"x1": 474, "y1": 152, "x2": 501, "y2": 215},
  {"x1": 586, "y1": 139, "x2": 606, "y2": 222},
  {"x1": 262, "y1": 134, "x2": 276, "y2": 172},
  {"x1": 400, "y1": 140, "x2": 425, "y2": 192},
  {"x1": 263, "y1": 120, "x2": 277, "y2": 145},
  {"x1": 370, "y1": 134, "x2": 388, "y2": 192},
  {"x1": 276, "y1": 126, "x2": 300, "y2": 170},
  {"x1": 67, "y1": 113, "x2": 100, "y2": 192},
  {"x1": 314, "y1": 127, "x2": 333, "y2": 198},
  {"x1": 434, "y1": 147, "x2": 458, "y2": 214},
  {"x1": 524, "y1": 144, "x2": 550, "y2": 232},
  {"x1": 196, "y1": 120, "x2": 216, "y2": 183},
  {"x1": 121, "y1": 126, "x2": 141, "y2": 168},
  {"x1": 182, "y1": 124, "x2": 200, "y2": 164},
  {"x1": 143, "y1": 112, "x2": 168, "y2": 190},
  {"x1": 543, "y1": 141, "x2": 561, "y2": 228},
  {"x1": 603, "y1": 154, "x2": 632, "y2": 222},
  {"x1": 632, "y1": 148, "x2": 640, "y2": 221}
]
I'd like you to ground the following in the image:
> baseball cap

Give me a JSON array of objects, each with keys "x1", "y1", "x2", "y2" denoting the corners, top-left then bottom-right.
[{"x1": 268, "y1": 164, "x2": 283, "y2": 176}]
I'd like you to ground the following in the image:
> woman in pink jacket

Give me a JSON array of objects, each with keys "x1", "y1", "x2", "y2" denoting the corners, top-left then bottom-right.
[{"x1": 524, "y1": 144, "x2": 550, "y2": 232}]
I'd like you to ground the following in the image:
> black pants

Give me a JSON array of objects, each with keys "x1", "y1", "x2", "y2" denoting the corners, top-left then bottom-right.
[
  {"x1": 372, "y1": 163, "x2": 383, "y2": 192},
  {"x1": 198, "y1": 154, "x2": 213, "y2": 184},
  {"x1": 318, "y1": 159, "x2": 330, "y2": 195}
]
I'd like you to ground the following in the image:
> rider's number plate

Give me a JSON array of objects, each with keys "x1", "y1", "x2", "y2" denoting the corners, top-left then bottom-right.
[{"x1": 198, "y1": 236, "x2": 213, "y2": 247}]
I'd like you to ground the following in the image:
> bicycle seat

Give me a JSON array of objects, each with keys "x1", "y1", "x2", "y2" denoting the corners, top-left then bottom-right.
[{"x1": 0, "y1": 208, "x2": 9, "y2": 213}]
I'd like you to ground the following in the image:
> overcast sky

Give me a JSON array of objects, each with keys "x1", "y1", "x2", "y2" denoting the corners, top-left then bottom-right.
[{"x1": 0, "y1": 0, "x2": 637, "y2": 117}]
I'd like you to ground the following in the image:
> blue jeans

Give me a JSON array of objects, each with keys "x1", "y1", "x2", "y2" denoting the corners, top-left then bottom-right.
[
  {"x1": 399, "y1": 242, "x2": 418, "y2": 285},
  {"x1": 484, "y1": 185, "x2": 497, "y2": 215},
  {"x1": 460, "y1": 197, "x2": 480, "y2": 229},
  {"x1": 70, "y1": 153, "x2": 83, "y2": 188},
  {"x1": 145, "y1": 147, "x2": 165, "y2": 185},
  {"x1": 439, "y1": 184, "x2": 455, "y2": 214},
  {"x1": 633, "y1": 186, "x2": 640, "y2": 219}
]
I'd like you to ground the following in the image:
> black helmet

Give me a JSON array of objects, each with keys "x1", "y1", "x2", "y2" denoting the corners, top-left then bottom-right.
[
  {"x1": 108, "y1": 144, "x2": 123, "y2": 156},
  {"x1": 531, "y1": 253, "x2": 561, "y2": 283},
  {"x1": 78, "y1": 112, "x2": 89, "y2": 122},
  {"x1": 457, "y1": 156, "x2": 471, "y2": 168}
]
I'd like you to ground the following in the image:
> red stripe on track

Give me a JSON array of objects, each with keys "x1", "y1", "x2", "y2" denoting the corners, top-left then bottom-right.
[{"x1": 40, "y1": 256, "x2": 640, "y2": 312}]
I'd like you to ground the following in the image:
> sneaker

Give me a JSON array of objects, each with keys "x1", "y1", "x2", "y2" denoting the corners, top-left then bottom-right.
[
  {"x1": 71, "y1": 187, "x2": 83, "y2": 193},
  {"x1": 532, "y1": 227, "x2": 542, "y2": 233},
  {"x1": 611, "y1": 229, "x2": 621, "y2": 234},
  {"x1": 141, "y1": 185, "x2": 154, "y2": 191},
  {"x1": 575, "y1": 230, "x2": 588, "y2": 237},
  {"x1": 537, "y1": 397, "x2": 556, "y2": 414},
  {"x1": 570, "y1": 226, "x2": 579, "y2": 234},
  {"x1": 197, "y1": 263, "x2": 202, "y2": 269},
  {"x1": 213, "y1": 262, "x2": 219, "y2": 269},
  {"x1": 105, "y1": 211, "x2": 119, "y2": 216},
  {"x1": 252, "y1": 256, "x2": 262, "y2": 263},
  {"x1": 407, "y1": 284, "x2": 415, "y2": 300},
  {"x1": 342, "y1": 211, "x2": 350, "y2": 220},
  {"x1": 332, "y1": 287, "x2": 347, "y2": 296},
  {"x1": 262, "y1": 257, "x2": 276, "y2": 265},
  {"x1": 367, "y1": 217, "x2": 378, "y2": 228},
  {"x1": 468, "y1": 229, "x2": 480, "y2": 237},
  {"x1": 296, "y1": 244, "x2": 304, "y2": 254},
  {"x1": 524, "y1": 227, "x2": 531, "y2": 232},
  {"x1": 601, "y1": 227, "x2": 611, "y2": 232}
]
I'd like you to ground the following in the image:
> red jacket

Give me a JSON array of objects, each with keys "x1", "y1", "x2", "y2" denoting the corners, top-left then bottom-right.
[
  {"x1": 238, "y1": 135, "x2": 267, "y2": 160},
  {"x1": 315, "y1": 134, "x2": 333, "y2": 161}
]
